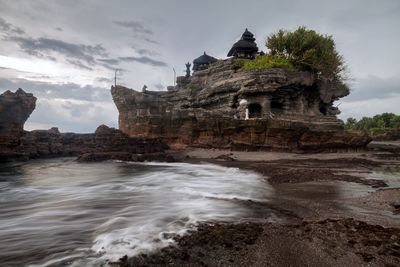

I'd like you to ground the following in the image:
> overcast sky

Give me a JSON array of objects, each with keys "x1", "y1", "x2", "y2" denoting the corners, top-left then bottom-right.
[{"x1": 1, "y1": 0, "x2": 399, "y2": 132}]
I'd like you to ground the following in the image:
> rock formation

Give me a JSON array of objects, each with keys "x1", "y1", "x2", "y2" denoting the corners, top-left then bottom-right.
[
  {"x1": 0, "y1": 89, "x2": 36, "y2": 160},
  {"x1": 76, "y1": 125, "x2": 169, "y2": 162},
  {"x1": 112, "y1": 59, "x2": 370, "y2": 151},
  {"x1": 0, "y1": 89, "x2": 166, "y2": 162},
  {"x1": 19, "y1": 125, "x2": 165, "y2": 161}
]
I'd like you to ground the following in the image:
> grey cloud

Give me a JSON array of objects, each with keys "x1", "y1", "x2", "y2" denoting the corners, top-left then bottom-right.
[
  {"x1": 66, "y1": 59, "x2": 93, "y2": 71},
  {"x1": 343, "y1": 75, "x2": 400, "y2": 102},
  {"x1": 0, "y1": 77, "x2": 111, "y2": 102},
  {"x1": 113, "y1": 20, "x2": 153, "y2": 35},
  {"x1": 143, "y1": 37, "x2": 159, "y2": 44},
  {"x1": 118, "y1": 56, "x2": 167, "y2": 67},
  {"x1": 99, "y1": 62, "x2": 122, "y2": 71},
  {"x1": 153, "y1": 83, "x2": 164, "y2": 90},
  {"x1": 98, "y1": 58, "x2": 119, "y2": 65},
  {"x1": 98, "y1": 55, "x2": 167, "y2": 68},
  {"x1": 0, "y1": 18, "x2": 25, "y2": 35},
  {"x1": 133, "y1": 47, "x2": 160, "y2": 56},
  {"x1": 61, "y1": 100, "x2": 95, "y2": 117},
  {"x1": 8, "y1": 36, "x2": 108, "y2": 66},
  {"x1": 96, "y1": 77, "x2": 113, "y2": 83}
]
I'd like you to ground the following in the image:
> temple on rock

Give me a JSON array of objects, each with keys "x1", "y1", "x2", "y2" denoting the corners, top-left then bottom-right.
[
  {"x1": 111, "y1": 28, "x2": 370, "y2": 152},
  {"x1": 227, "y1": 28, "x2": 259, "y2": 59},
  {"x1": 192, "y1": 52, "x2": 218, "y2": 72}
]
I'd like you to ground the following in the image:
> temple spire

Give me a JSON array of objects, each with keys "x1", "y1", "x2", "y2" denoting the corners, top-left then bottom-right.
[
  {"x1": 227, "y1": 28, "x2": 259, "y2": 59},
  {"x1": 192, "y1": 52, "x2": 218, "y2": 72}
]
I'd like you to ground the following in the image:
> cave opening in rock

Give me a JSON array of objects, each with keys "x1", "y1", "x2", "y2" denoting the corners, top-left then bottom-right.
[
  {"x1": 248, "y1": 103, "x2": 262, "y2": 118},
  {"x1": 270, "y1": 100, "x2": 284, "y2": 114},
  {"x1": 319, "y1": 104, "x2": 327, "y2": 115}
]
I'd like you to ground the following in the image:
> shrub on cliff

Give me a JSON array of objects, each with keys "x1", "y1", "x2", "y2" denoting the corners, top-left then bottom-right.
[
  {"x1": 242, "y1": 55, "x2": 296, "y2": 71},
  {"x1": 266, "y1": 26, "x2": 347, "y2": 81}
]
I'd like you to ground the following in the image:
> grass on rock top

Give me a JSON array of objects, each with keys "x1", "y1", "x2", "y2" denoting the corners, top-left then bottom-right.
[{"x1": 239, "y1": 55, "x2": 297, "y2": 72}]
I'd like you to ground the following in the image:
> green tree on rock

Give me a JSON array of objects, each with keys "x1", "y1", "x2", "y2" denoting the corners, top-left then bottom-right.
[{"x1": 266, "y1": 26, "x2": 347, "y2": 82}]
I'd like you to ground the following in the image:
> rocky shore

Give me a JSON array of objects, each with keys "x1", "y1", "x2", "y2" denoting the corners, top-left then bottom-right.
[
  {"x1": 114, "y1": 146, "x2": 400, "y2": 267},
  {"x1": 121, "y1": 219, "x2": 400, "y2": 267}
]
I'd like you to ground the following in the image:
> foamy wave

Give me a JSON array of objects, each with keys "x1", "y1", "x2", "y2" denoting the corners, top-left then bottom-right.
[{"x1": 0, "y1": 159, "x2": 273, "y2": 266}]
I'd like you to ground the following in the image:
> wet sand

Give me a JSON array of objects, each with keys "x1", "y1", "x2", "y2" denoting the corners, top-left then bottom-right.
[{"x1": 116, "y1": 146, "x2": 400, "y2": 267}]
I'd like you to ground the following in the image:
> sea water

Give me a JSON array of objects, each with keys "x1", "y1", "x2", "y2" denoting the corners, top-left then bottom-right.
[{"x1": 0, "y1": 158, "x2": 272, "y2": 266}]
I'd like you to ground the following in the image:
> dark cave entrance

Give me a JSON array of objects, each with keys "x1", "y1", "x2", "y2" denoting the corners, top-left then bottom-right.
[
  {"x1": 248, "y1": 103, "x2": 262, "y2": 118},
  {"x1": 319, "y1": 104, "x2": 327, "y2": 115},
  {"x1": 270, "y1": 100, "x2": 284, "y2": 114}
]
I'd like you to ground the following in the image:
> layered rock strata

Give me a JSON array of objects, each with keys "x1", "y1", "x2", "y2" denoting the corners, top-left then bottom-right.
[{"x1": 112, "y1": 59, "x2": 370, "y2": 151}]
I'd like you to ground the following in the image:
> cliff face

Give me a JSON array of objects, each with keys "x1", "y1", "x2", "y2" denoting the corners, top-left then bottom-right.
[
  {"x1": 0, "y1": 89, "x2": 36, "y2": 159},
  {"x1": 112, "y1": 59, "x2": 369, "y2": 151}
]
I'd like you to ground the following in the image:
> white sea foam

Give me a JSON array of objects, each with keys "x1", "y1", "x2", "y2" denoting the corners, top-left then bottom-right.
[{"x1": 0, "y1": 158, "x2": 273, "y2": 266}]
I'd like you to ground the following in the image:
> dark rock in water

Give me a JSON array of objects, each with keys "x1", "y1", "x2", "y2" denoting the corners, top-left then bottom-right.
[{"x1": 111, "y1": 59, "x2": 370, "y2": 152}]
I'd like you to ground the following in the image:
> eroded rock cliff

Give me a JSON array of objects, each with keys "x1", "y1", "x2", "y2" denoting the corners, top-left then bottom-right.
[
  {"x1": 0, "y1": 89, "x2": 36, "y2": 160},
  {"x1": 112, "y1": 59, "x2": 370, "y2": 151}
]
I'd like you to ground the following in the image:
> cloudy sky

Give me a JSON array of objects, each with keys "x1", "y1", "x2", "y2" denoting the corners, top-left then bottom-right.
[{"x1": 1, "y1": 0, "x2": 399, "y2": 132}]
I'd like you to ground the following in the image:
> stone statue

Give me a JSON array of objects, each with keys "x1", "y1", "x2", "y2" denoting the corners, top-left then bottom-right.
[
  {"x1": 185, "y1": 62, "x2": 191, "y2": 77},
  {"x1": 142, "y1": 85, "x2": 147, "y2": 92}
]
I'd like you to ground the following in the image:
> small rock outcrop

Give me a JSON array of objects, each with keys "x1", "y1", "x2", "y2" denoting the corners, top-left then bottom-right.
[
  {"x1": 0, "y1": 89, "x2": 36, "y2": 160},
  {"x1": 112, "y1": 59, "x2": 370, "y2": 151},
  {"x1": 76, "y1": 125, "x2": 168, "y2": 162},
  {"x1": 19, "y1": 125, "x2": 166, "y2": 161}
]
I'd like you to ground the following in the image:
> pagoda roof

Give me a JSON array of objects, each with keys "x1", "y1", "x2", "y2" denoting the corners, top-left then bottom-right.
[
  {"x1": 227, "y1": 28, "x2": 259, "y2": 57},
  {"x1": 193, "y1": 52, "x2": 218, "y2": 65}
]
